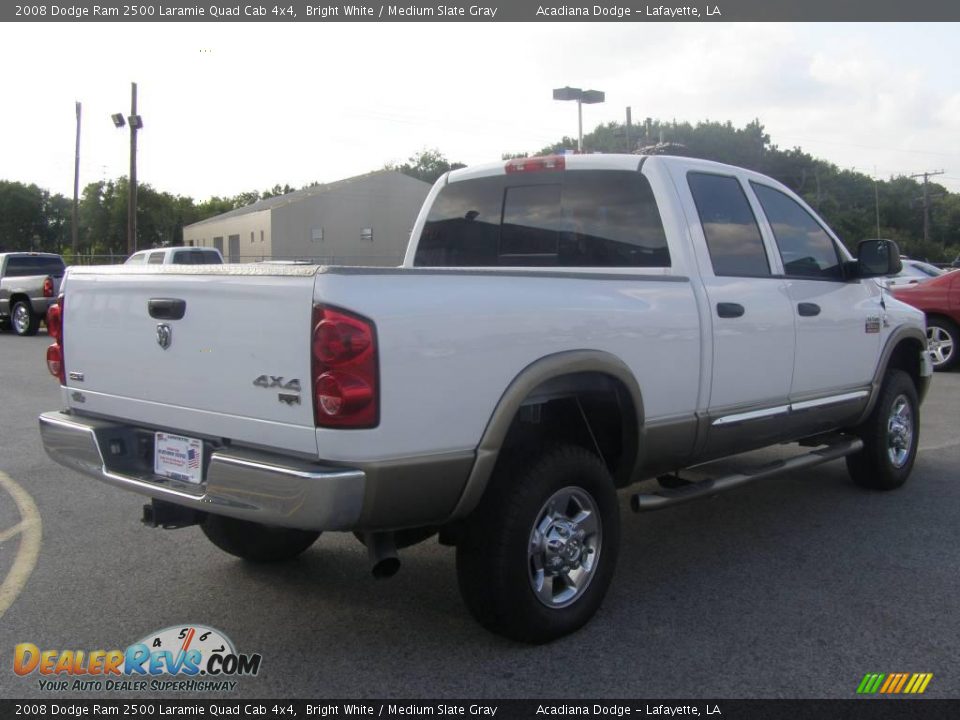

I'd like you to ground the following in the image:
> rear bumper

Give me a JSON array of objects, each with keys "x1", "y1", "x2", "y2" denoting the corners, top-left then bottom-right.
[{"x1": 38, "y1": 411, "x2": 366, "y2": 531}]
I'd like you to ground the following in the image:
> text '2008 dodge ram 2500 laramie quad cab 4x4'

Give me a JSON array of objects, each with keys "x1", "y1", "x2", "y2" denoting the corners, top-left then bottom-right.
[{"x1": 39, "y1": 155, "x2": 930, "y2": 643}]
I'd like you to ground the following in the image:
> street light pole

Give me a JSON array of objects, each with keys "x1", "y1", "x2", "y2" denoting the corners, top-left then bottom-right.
[
  {"x1": 128, "y1": 82, "x2": 139, "y2": 255},
  {"x1": 552, "y1": 86, "x2": 605, "y2": 153},
  {"x1": 113, "y1": 82, "x2": 143, "y2": 256}
]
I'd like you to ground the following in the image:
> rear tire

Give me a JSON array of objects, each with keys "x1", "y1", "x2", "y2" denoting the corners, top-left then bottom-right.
[
  {"x1": 926, "y1": 317, "x2": 958, "y2": 371},
  {"x1": 846, "y1": 369, "x2": 919, "y2": 490},
  {"x1": 201, "y1": 514, "x2": 320, "y2": 562},
  {"x1": 12, "y1": 300, "x2": 39, "y2": 336},
  {"x1": 456, "y1": 445, "x2": 620, "y2": 644}
]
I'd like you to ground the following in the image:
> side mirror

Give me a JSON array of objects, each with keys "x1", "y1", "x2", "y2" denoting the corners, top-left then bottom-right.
[{"x1": 856, "y1": 239, "x2": 902, "y2": 278}]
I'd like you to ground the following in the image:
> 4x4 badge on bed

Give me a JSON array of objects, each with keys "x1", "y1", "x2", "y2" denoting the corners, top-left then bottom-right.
[{"x1": 252, "y1": 375, "x2": 302, "y2": 406}]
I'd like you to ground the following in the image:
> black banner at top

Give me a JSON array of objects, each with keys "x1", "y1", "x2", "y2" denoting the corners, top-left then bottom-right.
[{"x1": 3, "y1": 0, "x2": 959, "y2": 22}]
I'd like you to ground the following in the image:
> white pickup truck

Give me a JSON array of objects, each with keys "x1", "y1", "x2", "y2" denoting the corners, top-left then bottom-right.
[{"x1": 39, "y1": 154, "x2": 930, "y2": 643}]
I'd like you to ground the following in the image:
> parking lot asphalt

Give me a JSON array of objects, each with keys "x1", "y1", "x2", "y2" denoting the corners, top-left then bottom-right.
[{"x1": 0, "y1": 331, "x2": 957, "y2": 699}]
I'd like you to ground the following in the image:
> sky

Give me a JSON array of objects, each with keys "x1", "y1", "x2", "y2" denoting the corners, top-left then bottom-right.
[{"x1": 2, "y1": 22, "x2": 958, "y2": 200}]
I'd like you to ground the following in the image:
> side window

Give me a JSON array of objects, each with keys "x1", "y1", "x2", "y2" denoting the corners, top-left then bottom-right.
[
  {"x1": 126, "y1": 253, "x2": 146, "y2": 265},
  {"x1": 148, "y1": 252, "x2": 165, "y2": 265},
  {"x1": 751, "y1": 182, "x2": 842, "y2": 280},
  {"x1": 4, "y1": 258, "x2": 27, "y2": 277},
  {"x1": 415, "y1": 176, "x2": 503, "y2": 267},
  {"x1": 688, "y1": 173, "x2": 770, "y2": 277}
]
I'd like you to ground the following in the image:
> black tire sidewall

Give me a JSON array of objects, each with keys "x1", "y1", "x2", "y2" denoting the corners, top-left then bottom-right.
[
  {"x1": 458, "y1": 445, "x2": 620, "y2": 643},
  {"x1": 850, "y1": 370, "x2": 919, "y2": 490},
  {"x1": 12, "y1": 301, "x2": 38, "y2": 336},
  {"x1": 201, "y1": 514, "x2": 320, "y2": 562}
]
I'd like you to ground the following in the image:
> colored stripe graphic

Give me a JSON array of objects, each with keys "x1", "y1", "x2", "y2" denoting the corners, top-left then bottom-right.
[{"x1": 857, "y1": 672, "x2": 933, "y2": 694}]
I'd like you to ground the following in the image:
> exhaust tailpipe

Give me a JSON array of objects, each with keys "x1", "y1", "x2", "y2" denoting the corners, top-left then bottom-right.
[{"x1": 365, "y1": 532, "x2": 400, "y2": 579}]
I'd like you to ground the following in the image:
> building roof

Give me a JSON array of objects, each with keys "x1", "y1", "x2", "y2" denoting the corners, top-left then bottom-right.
[{"x1": 185, "y1": 170, "x2": 428, "y2": 230}]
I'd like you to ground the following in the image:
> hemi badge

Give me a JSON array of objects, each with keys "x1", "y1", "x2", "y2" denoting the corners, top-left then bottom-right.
[
  {"x1": 68, "y1": 371, "x2": 85, "y2": 382},
  {"x1": 865, "y1": 317, "x2": 881, "y2": 334}
]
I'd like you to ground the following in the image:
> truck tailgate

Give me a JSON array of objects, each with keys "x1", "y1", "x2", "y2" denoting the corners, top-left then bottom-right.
[{"x1": 62, "y1": 265, "x2": 319, "y2": 456}]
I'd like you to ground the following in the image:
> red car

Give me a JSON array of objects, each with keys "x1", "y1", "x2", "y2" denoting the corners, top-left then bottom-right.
[{"x1": 893, "y1": 270, "x2": 960, "y2": 370}]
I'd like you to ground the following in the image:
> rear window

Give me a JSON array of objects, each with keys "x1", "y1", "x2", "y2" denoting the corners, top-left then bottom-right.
[
  {"x1": 415, "y1": 170, "x2": 670, "y2": 268},
  {"x1": 4, "y1": 255, "x2": 65, "y2": 277},
  {"x1": 171, "y1": 250, "x2": 222, "y2": 264}
]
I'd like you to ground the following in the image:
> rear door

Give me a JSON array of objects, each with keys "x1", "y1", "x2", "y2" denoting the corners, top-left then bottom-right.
[{"x1": 676, "y1": 169, "x2": 797, "y2": 454}]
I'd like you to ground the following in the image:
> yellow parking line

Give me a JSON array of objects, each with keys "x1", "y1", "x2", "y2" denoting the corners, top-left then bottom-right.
[
  {"x1": 0, "y1": 470, "x2": 42, "y2": 619},
  {"x1": 0, "y1": 520, "x2": 27, "y2": 544}
]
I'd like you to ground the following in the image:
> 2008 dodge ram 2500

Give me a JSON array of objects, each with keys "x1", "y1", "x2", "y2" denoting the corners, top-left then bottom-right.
[{"x1": 39, "y1": 154, "x2": 930, "y2": 643}]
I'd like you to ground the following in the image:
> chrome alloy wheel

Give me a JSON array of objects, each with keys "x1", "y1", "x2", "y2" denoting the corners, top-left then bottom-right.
[
  {"x1": 886, "y1": 394, "x2": 914, "y2": 469},
  {"x1": 927, "y1": 325, "x2": 955, "y2": 368},
  {"x1": 12, "y1": 304, "x2": 30, "y2": 334},
  {"x1": 528, "y1": 486, "x2": 602, "y2": 608}
]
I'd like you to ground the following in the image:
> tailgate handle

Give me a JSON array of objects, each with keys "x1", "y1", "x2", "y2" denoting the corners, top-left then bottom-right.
[{"x1": 148, "y1": 298, "x2": 186, "y2": 320}]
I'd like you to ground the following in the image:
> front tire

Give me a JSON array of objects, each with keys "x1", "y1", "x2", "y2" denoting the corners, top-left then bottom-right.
[
  {"x1": 12, "y1": 301, "x2": 39, "y2": 336},
  {"x1": 927, "y1": 317, "x2": 958, "y2": 371},
  {"x1": 846, "y1": 369, "x2": 919, "y2": 490},
  {"x1": 201, "y1": 514, "x2": 320, "y2": 562},
  {"x1": 456, "y1": 445, "x2": 620, "y2": 644}
]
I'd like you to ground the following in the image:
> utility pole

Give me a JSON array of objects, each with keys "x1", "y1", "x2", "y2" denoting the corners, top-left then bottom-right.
[
  {"x1": 909, "y1": 170, "x2": 945, "y2": 244},
  {"x1": 72, "y1": 101, "x2": 81, "y2": 255},
  {"x1": 625, "y1": 106, "x2": 632, "y2": 152}
]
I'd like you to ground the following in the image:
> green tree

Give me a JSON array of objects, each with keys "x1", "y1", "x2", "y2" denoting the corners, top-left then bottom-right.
[
  {"x1": 0, "y1": 181, "x2": 49, "y2": 251},
  {"x1": 387, "y1": 149, "x2": 465, "y2": 184}
]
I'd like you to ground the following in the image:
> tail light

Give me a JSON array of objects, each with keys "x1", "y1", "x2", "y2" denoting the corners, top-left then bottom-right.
[
  {"x1": 311, "y1": 306, "x2": 378, "y2": 428},
  {"x1": 505, "y1": 155, "x2": 566, "y2": 174},
  {"x1": 42, "y1": 276, "x2": 54, "y2": 297},
  {"x1": 46, "y1": 295, "x2": 65, "y2": 384}
]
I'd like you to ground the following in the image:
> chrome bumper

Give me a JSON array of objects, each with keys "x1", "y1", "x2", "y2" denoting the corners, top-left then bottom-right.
[{"x1": 38, "y1": 411, "x2": 365, "y2": 531}]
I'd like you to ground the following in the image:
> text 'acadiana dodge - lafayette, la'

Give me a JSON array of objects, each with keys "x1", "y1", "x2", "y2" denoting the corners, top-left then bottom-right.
[
  {"x1": 39, "y1": 154, "x2": 930, "y2": 644},
  {"x1": 535, "y1": 5, "x2": 721, "y2": 17}
]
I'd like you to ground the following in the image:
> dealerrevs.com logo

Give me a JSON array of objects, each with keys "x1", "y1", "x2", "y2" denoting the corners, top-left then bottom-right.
[{"x1": 14, "y1": 625, "x2": 262, "y2": 692}]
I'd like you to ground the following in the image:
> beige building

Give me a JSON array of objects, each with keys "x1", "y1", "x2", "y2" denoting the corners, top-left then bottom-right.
[{"x1": 183, "y1": 171, "x2": 431, "y2": 265}]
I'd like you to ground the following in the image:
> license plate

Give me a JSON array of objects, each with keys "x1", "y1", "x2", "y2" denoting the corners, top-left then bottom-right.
[{"x1": 154, "y1": 432, "x2": 204, "y2": 485}]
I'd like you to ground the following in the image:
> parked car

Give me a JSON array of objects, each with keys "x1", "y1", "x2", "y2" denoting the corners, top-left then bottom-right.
[
  {"x1": 39, "y1": 155, "x2": 929, "y2": 643},
  {"x1": 0, "y1": 252, "x2": 65, "y2": 336},
  {"x1": 125, "y1": 247, "x2": 223, "y2": 265},
  {"x1": 881, "y1": 259, "x2": 945, "y2": 288},
  {"x1": 893, "y1": 270, "x2": 960, "y2": 370}
]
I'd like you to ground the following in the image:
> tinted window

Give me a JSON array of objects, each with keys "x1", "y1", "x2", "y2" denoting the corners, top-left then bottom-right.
[
  {"x1": 416, "y1": 176, "x2": 503, "y2": 266},
  {"x1": 501, "y1": 184, "x2": 562, "y2": 265},
  {"x1": 415, "y1": 170, "x2": 670, "y2": 268},
  {"x1": 148, "y1": 252, "x2": 165, "y2": 264},
  {"x1": 5, "y1": 255, "x2": 65, "y2": 277},
  {"x1": 688, "y1": 173, "x2": 769, "y2": 277},
  {"x1": 170, "y1": 250, "x2": 218, "y2": 265},
  {"x1": 751, "y1": 183, "x2": 842, "y2": 280}
]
